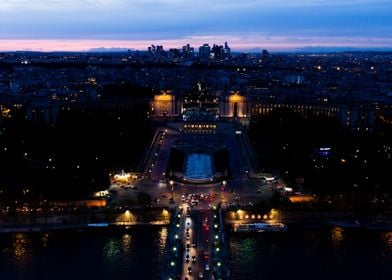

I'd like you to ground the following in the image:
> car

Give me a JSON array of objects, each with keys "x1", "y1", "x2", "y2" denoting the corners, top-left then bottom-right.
[
  {"x1": 198, "y1": 272, "x2": 204, "y2": 278},
  {"x1": 205, "y1": 264, "x2": 210, "y2": 271},
  {"x1": 187, "y1": 267, "x2": 192, "y2": 274},
  {"x1": 191, "y1": 242, "x2": 196, "y2": 248},
  {"x1": 191, "y1": 256, "x2": 196, "y2": 263}
]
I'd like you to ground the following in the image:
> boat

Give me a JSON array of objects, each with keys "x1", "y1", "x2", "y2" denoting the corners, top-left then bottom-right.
[
  {"x1": 327, "y1": 220, "x2": 363, "y2": 228},
  {"x1": 233, "y1": 222, "x2": 287, "y2": 233}
]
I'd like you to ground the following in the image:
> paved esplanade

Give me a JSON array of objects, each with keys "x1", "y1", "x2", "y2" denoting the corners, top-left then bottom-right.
[
  {"x1": 112, "y1": 121, "x2": 278, "y2": 209},
  {"x1": 110, "y1": 118, "x2": 282, "y2": 279}
]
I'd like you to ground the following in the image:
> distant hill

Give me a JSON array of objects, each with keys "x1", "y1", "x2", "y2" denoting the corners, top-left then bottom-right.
[
  {"x1": 232, "y1": 46, "x2": 392, "y2": 54},
  {"x1": 87, "y1": 47, "x2": 133, "y2": 53},
  {"x1": 293, "y1": 46, "x2": 392, "y2": 53}
]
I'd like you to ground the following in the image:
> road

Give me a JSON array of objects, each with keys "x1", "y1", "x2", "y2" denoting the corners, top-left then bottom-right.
[{"x1": 177, "y1": 203, "x2": 213, "y2": 280}]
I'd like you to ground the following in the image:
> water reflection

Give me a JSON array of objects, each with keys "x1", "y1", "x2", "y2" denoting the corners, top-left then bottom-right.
[
  {"x1": 230, "y1": 237, "x2": 257, "y2": 266},
  {"x1": 230, "y1": 228, "x2": 392, "y2": 280},
  {"x1": 158, "y1": 227, "x2": 168, "y2": 252},
  {"x1": 103, "y1": 239, "x2": 121, "y2": 263},
  {"x1": 41, "y1": 232, "x2": 50, "y2": 248},
  {"x1": 303, "y1": 231, "x2": 320, "y2": 251},
  {"x1": 13, "y1": 233, "x2": 33, "y2": 263},
  {"x1": 381, "y1": 231, "x2": 392, "y2": 264},
  {"x1": 331, "y1": 226, "x2": 345, "y2": 248},
  {"x1": 0, "y1": 228, "x2": 165, "y2": 280},
  {"x1": 381, "y1": 232, "x2": 392, "y2": 251},
  {"x1": 122, "y1": 234, "x2": 132, "y2": 253}
]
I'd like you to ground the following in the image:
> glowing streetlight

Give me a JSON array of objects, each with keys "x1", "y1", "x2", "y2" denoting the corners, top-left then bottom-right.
[{"x1": 169, "y1": 180, "x2": 174, "y2": 201}]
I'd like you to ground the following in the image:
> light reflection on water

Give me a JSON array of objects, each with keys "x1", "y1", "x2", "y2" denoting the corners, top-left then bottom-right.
[
  {"x1": 381, "y1": 231, "x2": 392, "y2": 250},
  {"x1": 103, "y1": 238, "x2": 122, "y2": 264},
  {"x1": 122, "y1": 233, "x2": 132, "y2": 253},
  {"x1": 0, "y1": 227, "x2": 167, "y2": 280},
  {"x1": 41, "y1": 232, "x2": 49, "y2": 248},
  {"x1": 1, "y1": 233, "x2": 34, "y2": 264},
  {"x1": 230, "y1": 227, "x2": 392, "y2": 280},
  {"x1": 380, "y1": 231, "x2": 392, "y2": 265},
  {"x1": 159, "y1": 227, "x2": 168, "y2": 251},
  {"x1": 331, "y1": 226, "x2": 345, "y2": 248},
  {"x1": 1, "y1": 227, "x2": 390, "y2": 280},
  {"x1": 13, "y1": 233, "x2": 31, "y2": 262}
]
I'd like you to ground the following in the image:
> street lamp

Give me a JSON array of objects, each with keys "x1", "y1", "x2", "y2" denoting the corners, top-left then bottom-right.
[
  {"x1": 221, "y1": 180, "x2": 227, "y2": 204},
  {"x1": 169, "y1": 180, "x2": 174, "y2": 201}
]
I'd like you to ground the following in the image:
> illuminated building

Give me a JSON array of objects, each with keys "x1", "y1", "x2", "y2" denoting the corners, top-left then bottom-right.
[
  {"x1": 150, "y1": 87, "x2": 377, "y2": 132},
  {"x1": 151, "y1": 90, "x2": 179, "y2": 117},
  {"x1": 219, "y1": 91, "x2": 249, "y2": 118},
  {"x1": 251, "y1": 100, "x2": 376, "y2": 132}
]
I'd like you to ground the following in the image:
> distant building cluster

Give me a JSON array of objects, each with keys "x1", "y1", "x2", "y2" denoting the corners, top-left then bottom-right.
[
  {"x1": 0, "y1": 47, "x2": 391, "y2": 133},
  {"x1": 147, "y1": 42, "x2": 232, "y2": 60},
  {"x1": 198, "y1": 42, "x2": 231, "y2": 60}
]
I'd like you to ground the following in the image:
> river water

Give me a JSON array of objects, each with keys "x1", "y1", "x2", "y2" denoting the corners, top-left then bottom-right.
[
  {"x1": 229, "y1": 225, "x2": 392, "y2": 280},
  {"x1": 0, "y1": 227, "x2": 167, "y2": 280},
  {"x1": 0, "y1": 226, "x2": 391, "y2": 280}
]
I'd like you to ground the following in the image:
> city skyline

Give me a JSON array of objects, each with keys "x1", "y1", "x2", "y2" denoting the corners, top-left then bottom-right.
[{"x1": 1, "y1": 0, "x2": 392, "y2": 52}]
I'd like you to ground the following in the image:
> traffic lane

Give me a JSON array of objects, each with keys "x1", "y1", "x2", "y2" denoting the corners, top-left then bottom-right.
[
  {"x1": 197, "y1": 209, "x2": 212, "y2": 280},
  {"x1": 182, "y1": 214, "x2": 199, "y2": 280},
  {"x1": 183, "y1": 208, "x2": 211, "y2": 280}
]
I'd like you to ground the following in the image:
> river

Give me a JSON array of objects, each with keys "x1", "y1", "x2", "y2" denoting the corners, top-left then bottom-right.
[{"x1": 0, "y1": 226, "x2": 391, "y2": 280}]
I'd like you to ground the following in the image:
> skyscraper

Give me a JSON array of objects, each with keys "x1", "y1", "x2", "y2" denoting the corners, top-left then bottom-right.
[{"x1": 199, "y1": 44, "x2": 211, "y2": 59}]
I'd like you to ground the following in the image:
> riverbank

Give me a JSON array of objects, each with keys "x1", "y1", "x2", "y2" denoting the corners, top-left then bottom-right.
[
  {"x1": 2, "y1": 208, "x2": 392, "y2": 234},
  {"x1": 225, "y1": 209, "x2": 392, "y2": 231},
  {"x1": 0, "y1": 208, "x2": 170, "y2": 233}
]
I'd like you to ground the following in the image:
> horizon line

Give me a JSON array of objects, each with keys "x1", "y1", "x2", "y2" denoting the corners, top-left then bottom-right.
[{"x1": 1, "y1": 38, "x2": 392, "y2": 53}]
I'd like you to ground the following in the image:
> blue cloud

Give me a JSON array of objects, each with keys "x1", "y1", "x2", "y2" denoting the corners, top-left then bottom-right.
[{"x1": 0, "y1": 0, "x2": 391, "y2": 50}]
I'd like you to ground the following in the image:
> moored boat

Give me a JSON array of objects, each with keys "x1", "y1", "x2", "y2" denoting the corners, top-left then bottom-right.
[{"x1": 233, "y1": 222, "x2": 287, "y2": 233}]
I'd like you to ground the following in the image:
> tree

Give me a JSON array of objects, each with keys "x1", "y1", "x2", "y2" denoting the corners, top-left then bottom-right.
[{"x1": 137, "y1": 192, "x2": 152, "y2": 207}]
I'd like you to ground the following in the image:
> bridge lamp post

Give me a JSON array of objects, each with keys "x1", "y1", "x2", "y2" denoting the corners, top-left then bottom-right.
[{"x1": 169, "y1": 180, "x2": 174, "y2": 201}]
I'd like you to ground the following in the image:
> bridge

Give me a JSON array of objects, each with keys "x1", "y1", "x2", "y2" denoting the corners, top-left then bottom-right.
[
  {"x1": 162, "y1": 203, "x2": 230, "y2": 280},
  {"x1": 133, "y1": 107, "x2": 277, "y2": 279}
]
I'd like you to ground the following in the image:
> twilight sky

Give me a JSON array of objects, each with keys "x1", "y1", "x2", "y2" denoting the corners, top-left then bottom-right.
[{"x1": 0, "y1": 0, "x2": 391, "y2": 52}]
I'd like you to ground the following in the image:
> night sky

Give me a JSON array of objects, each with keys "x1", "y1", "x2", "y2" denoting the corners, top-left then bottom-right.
[{"x1": 0, "y1": 0, "x2": 391, "y2": 51}]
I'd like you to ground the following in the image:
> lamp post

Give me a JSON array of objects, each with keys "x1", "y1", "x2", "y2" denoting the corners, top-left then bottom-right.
[
  {"x1": 221, "y1": 180, "x2": 226, "y2": 204},
  {"x1": 169, "y1": 180, "x2": 174, "y2": 201}
]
